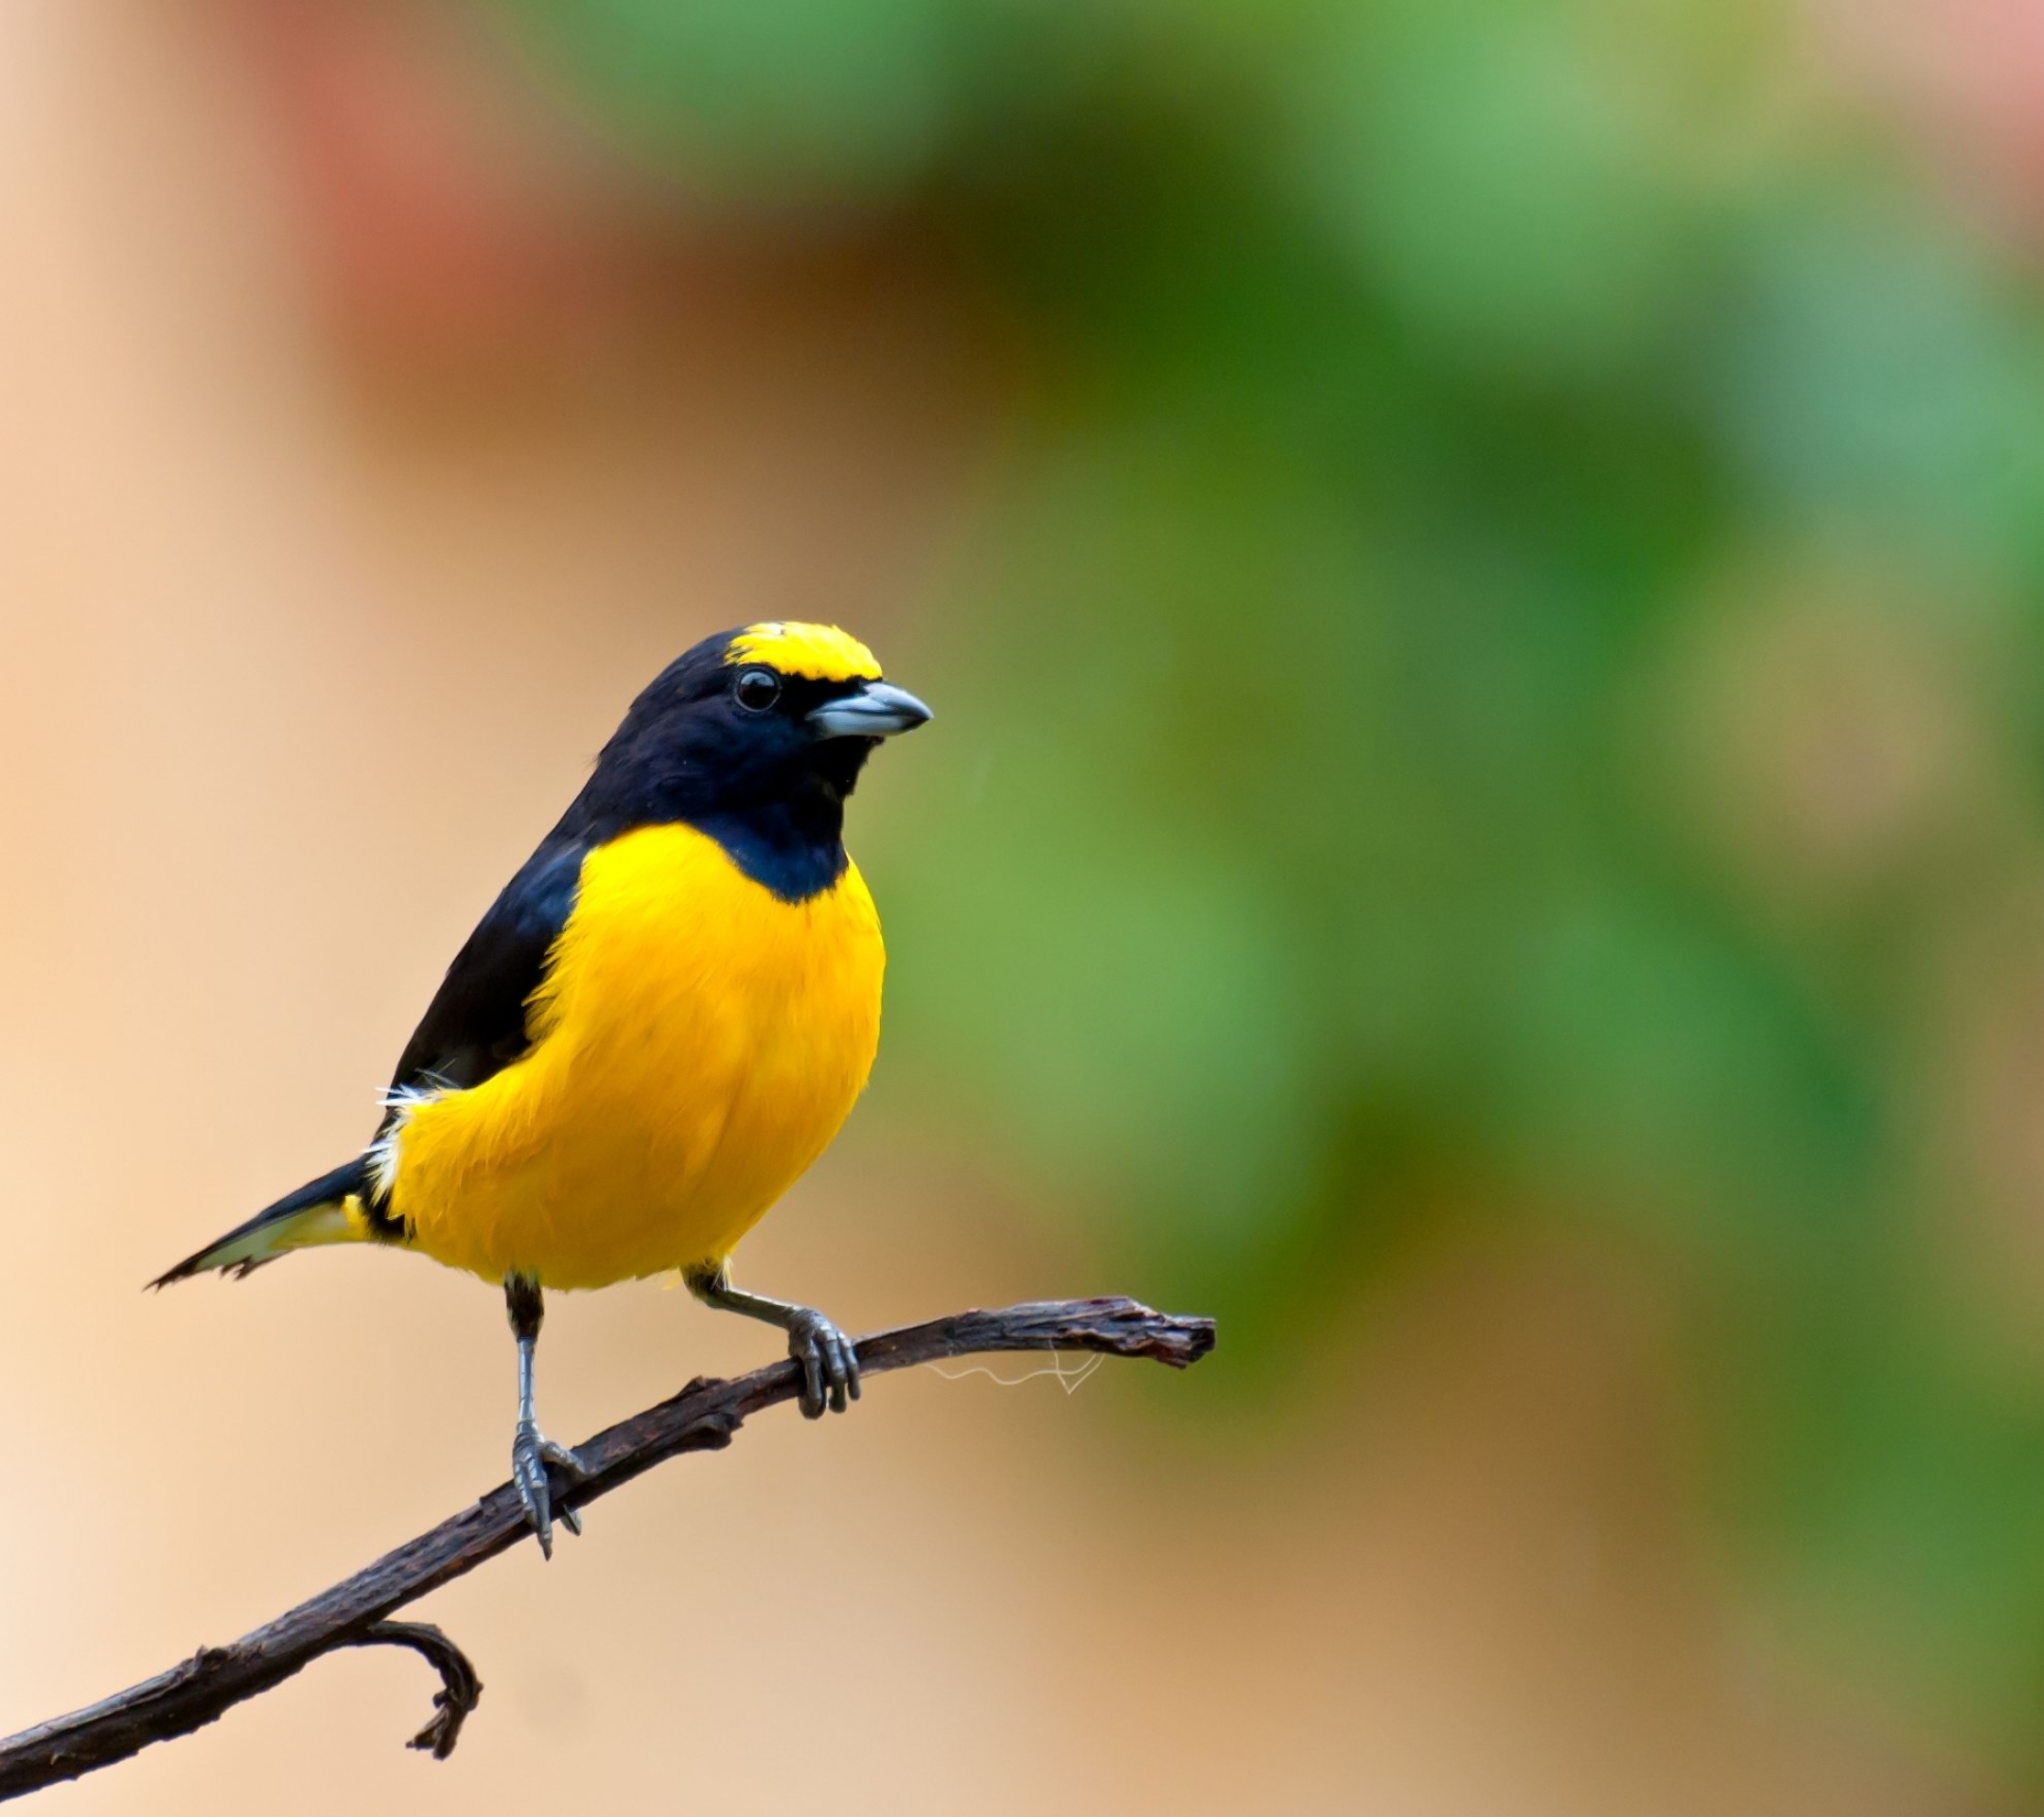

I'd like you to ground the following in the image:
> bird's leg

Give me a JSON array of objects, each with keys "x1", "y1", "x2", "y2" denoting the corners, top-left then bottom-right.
[
  {"x1": 683, "y1": 1261, "x2": 860, "y2": 1419},
  {"x1": 505, "y1": 1274, "x2": 589, "y2": 1559}
]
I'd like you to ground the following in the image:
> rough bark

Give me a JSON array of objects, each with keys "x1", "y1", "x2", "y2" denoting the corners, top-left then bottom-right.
[{"x1": 0, "y1": 1297, "x2": 1215, "y2": 1801}]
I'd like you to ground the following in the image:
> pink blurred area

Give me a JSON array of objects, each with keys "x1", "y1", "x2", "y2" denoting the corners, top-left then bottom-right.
[
  {"x1": 0, "y1": 4, "x2": 2016, "y2": 1812},
  {"x1": 1817, "y1": 0, "x2": 2044, "y2": 243}
]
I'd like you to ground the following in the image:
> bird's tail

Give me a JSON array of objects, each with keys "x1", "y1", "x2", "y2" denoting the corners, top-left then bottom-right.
[{"x1": 149, "y1": 1157, "x2": 376, "y2": 1287}]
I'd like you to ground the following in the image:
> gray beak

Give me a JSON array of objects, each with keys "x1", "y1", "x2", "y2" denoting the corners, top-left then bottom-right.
[{"x1": 807, "y1": 679, "x2": 933, "y2": 740}]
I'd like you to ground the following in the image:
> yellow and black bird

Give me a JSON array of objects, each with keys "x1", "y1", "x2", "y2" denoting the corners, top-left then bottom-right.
[{"x1": 153, "y1": 622, "x2": 930, "y2": 1554}]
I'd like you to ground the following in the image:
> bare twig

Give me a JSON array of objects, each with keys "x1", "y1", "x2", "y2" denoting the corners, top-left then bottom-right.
[
  {"x1": 0, "y1": 1297, "x2": 1214, "y2": 1801},
  {"x1": 344, "y1": 1623, "x2": 483, "y2": 1759}
]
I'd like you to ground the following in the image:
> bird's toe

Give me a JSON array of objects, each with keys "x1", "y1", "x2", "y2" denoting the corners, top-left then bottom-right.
[
  {"x1": 512, "y1": 1422, "x2": 588, "y2": 1558},
  {"x1": 786, "y1": 1310, "x2": 858, "y2": 1418}
]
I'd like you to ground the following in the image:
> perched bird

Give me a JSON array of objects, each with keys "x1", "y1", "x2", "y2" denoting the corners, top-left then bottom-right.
[{"x1": 153, "y1": 622, "x2": 930, "y2": 1554}]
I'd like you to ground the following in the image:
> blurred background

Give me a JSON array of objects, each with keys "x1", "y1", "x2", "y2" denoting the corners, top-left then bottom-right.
[{"x1": 6, "y1": 0, "x2": 2044, "y2": 1809}]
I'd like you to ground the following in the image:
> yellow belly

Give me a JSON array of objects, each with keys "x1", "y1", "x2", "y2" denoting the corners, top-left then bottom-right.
[{"x1": 384, "y1": 822, "x2": 885, "y2": 1289}]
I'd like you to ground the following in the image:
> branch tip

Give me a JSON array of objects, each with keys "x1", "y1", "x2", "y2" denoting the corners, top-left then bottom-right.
[{"x1": 342, "y1": 1622, "x2": 483, "y2": 1762}]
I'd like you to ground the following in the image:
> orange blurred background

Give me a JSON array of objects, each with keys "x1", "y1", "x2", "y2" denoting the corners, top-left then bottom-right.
[{"x1": 5, "y1": 2, "x2": 2044, "y2": 1812}]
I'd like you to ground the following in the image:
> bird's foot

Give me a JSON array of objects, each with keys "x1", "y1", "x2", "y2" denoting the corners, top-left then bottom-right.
[
  {"x1": 785, "y1": 1308, "x2": 861, "y2": 1419},
  {"x1": 511, "y1": 1420, "x2": 589, "y2": 1560}
]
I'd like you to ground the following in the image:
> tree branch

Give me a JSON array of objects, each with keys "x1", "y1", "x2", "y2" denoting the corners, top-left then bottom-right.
[{"x1": 0, "y1": 1297, "x2": 1214, "y2": 1801}]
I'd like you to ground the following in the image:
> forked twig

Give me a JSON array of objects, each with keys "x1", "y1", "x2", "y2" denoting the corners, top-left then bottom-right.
[{"x1": 0, "y1": 1297, "x2": 1215, "y2": 1800}]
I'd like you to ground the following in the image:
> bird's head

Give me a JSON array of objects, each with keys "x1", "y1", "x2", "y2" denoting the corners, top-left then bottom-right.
[
  {"x1": 713, "y1": 621, "x2": 932, "y2": 792},
  {"x1": 579, "y1": 623, "x2": 931, "y2": 868}
]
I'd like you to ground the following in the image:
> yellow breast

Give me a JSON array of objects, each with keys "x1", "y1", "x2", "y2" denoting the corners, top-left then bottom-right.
[{"x1": 387, "y1": 822, "x2": 886, "y2": 1288}]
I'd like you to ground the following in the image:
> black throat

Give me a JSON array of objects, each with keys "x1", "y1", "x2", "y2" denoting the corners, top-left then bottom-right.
[
  {"x1": 687, "y1": 732, "x2": 871, "y2": 901},
  {"x1": 689, "y1": 788, "x2": 851, "y2": 902},
  {"x1": 570, "y1": 725, "x2": 872, "y2": 905}
]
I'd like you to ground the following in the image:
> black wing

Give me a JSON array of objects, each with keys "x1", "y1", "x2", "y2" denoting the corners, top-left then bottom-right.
[{"x1": 388, "y1": 837, "x2": 590, "y2": 1097}]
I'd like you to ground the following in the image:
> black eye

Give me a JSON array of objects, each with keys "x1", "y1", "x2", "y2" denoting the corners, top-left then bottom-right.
[{"x1": 734, "y1": 668, "x2": 781, "y2": 713}]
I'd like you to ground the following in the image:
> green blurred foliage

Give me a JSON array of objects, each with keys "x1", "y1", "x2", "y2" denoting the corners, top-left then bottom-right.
[{"x1": 492, "y1": 0, "x2": 2044, "y2": 1768}]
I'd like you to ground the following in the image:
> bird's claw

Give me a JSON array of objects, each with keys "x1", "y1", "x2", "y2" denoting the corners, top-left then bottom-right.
[
  {"x1": 512, "y1": 1420, "x2": 589, "y2": 1559},
  {"x1": 785, "y1": 1308, "x2": 861, "y2": 1419}
]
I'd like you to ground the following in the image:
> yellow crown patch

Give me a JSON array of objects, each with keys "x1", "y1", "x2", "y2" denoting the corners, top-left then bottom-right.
[{"x1": 725, "y1": 622, "x2": 882, "y2": 683}]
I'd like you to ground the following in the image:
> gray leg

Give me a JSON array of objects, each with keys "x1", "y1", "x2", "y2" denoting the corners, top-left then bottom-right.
[
  {"x1": 684, "y1": 1261, "x2": 860, "y2": 1419},
  {"x1": 505, "y1": 1275, "x2": 589, "y2": 1559}
]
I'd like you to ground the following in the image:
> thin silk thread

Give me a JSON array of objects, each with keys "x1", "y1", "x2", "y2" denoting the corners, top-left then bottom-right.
[{"x1": 924, "y1": 1351, "x2": 1105, "y2": 1395}]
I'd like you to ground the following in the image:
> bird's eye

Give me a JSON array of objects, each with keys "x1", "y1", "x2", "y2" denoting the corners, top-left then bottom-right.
[{"x1": 734, "y1": 668, "x2": 781, "y2": 713}]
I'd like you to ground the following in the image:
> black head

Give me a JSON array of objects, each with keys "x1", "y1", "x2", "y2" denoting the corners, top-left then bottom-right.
[{"x1": 565, "y1": 622, "x2": 931, "y2": 900}]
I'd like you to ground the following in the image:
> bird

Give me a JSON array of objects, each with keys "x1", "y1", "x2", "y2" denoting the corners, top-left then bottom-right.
[{"x1": 152, "y1": 621, "x2": 931, "y2": 1555}]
